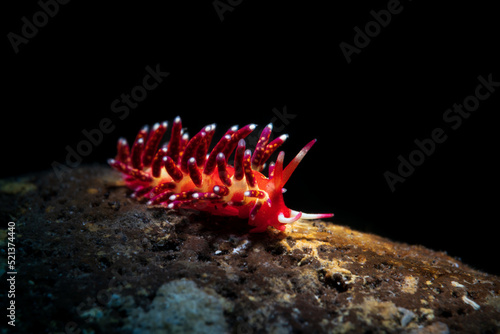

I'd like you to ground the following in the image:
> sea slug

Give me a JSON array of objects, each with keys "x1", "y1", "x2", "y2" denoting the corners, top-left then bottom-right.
[{"x1": 108, "y1": 116, "x2": 333, "y2": 232}]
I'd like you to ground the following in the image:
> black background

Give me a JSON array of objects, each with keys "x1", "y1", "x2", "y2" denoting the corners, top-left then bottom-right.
[{"x1": 3, "y1": 1, "x2": 499, "y2": 275}]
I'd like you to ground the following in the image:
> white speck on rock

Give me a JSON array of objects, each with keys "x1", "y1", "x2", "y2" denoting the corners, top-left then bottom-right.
[
  {"x1": 462, "y1": 295, "x2": 480, "y2": 310},
  {"x1": 232, "y1": 240, "x2": 250, "y2": 254},
  {"x1": 451, "y1": 281, "x2": 465, "y2": 288},
  {"x1": 397, "y1": 307, "x2": 416, "y2": 327}
]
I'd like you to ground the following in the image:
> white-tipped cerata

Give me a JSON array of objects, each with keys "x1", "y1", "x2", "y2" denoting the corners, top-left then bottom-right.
[
  {"x1": 279, "y1": 134, "x2": 289, "y2": 142},
  {"x1": 278, "y1": 211, "x2": 302, "y2": 224}
]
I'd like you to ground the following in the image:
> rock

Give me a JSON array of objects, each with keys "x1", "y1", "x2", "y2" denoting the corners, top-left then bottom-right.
[
  {"x1": 125, "y1": 279, "x2": 232, "y2": 333},
  {"x1": 2, "y1": 165, "x2": 499, "y2": 333}
]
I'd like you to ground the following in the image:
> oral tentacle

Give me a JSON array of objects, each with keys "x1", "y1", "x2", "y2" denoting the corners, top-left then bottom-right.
[
  {"x1": 290, "y1": 210, "x2": 334, "y2": 220},
  {"x1": 278, "y1": 211, "x2": 303, "y2": 224}
]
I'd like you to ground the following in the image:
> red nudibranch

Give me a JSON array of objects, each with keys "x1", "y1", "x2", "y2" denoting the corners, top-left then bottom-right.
[{"x1": 108, "y1": 116, "x2": 333, "y2": 232}]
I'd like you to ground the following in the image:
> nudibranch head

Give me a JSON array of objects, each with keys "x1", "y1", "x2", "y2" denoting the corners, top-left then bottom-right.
[
  {"x1": 108, "y1": 117, "x2": 333, "y2": 233},
  {"x1": 245, "y1": 140, "x2": 334, "y2": 232}
]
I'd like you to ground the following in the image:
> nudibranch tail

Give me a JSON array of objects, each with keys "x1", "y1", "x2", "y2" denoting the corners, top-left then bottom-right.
[{"x1": 108, "y1": 116, "x2": 333, "y2": 233}]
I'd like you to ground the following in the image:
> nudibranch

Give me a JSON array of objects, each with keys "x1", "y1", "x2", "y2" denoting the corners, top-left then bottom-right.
[{"x1": 108, "y1": 116, "x2": 333, "y2": 232}]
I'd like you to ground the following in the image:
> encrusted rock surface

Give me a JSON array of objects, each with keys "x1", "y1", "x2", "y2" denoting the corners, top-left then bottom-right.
[{"x1": 1, "y1": 165, "x2": 499, "y2": 333}]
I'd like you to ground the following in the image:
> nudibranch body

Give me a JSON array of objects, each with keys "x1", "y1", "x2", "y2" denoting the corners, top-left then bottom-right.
[{"x1": 108, "y1": 116, "x2": 333, "y2": 232}]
